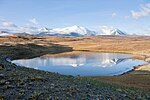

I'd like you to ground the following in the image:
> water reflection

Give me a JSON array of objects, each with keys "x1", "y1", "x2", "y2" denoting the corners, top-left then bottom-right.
[{"x1": 12, "y1": 53, "x2": 148, "y2": 76}]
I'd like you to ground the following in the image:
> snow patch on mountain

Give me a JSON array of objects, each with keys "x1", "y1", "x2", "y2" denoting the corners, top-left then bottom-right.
[
  {"x1": 37, "y1": 25, "x2": 97, "y2": 36},
  {"x1": 100, "y1": 26, "x2": 126, "y2": 35},
  {"x1": 51, "y1": 25, "x2": 96, "y2": 36},
  {"x1": 38, "y1": 27, "x2": 51, "y2": 32}
]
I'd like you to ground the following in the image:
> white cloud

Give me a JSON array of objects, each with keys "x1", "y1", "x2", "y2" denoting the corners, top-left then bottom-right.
[
  {"x1": 131, "y1": 3, "x2": 150, "y2": 19},
  {"x1": 17, "y1": 26, "x2": 38, "y2": 34},
  {"x1": 112, "y1": 12, "x2": 117, "y2": 17},
  {"x1": 96, "y1": 26, "x2": 115, "y2": 35},
  {"x1": 1, "y1": 21, "x2": 17, "y2": 28},
  {"x1": 100, "y1": 26, "x2": 114, "y2": 35},
  {"x1": 0, "y1": 18, "x2": 40, "y2": 34},
  {"x1": 29, "y1": 18, "x2": 38, "y2": 25}
]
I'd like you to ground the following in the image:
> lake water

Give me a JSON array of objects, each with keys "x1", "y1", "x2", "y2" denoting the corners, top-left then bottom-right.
[{"x1": 12, "y1": 53, "x2": 148, "y2": 76}]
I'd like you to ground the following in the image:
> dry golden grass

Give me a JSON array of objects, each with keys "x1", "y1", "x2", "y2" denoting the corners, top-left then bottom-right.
[
  {"x1": 1, "y1": 35, "x2": 150, "y2": 59},
  {"x1": 41, "y1": 51, "x2": 93, "y2": 57},
  {"x1": 88, "y1": 71, "x2": 150, "y2": 91},
  {"x1": 135, "y1": 64, "x2": 150, "y2": 71},
  {"x1": 54, "y1": 36, "x2": 150, "y2": 55}
]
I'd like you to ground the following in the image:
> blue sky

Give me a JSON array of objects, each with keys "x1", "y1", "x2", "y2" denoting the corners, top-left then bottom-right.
[{"x1": 0, "y1": 0, "x2": 150, "y2": 34}]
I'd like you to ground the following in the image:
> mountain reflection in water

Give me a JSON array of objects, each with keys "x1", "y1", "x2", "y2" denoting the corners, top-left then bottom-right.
[{"x1": 12, "y1": 53, "x2": 148, "y2": 76}]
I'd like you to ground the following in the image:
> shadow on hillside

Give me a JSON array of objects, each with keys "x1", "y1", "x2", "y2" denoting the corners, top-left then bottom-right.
[{"x1": 0, "y1": 43, "x2": 73, "y2": 60}]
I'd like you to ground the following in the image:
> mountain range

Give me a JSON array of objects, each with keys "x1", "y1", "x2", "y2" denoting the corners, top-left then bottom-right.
[{"x1": 0, "y1": 25, "x2": 127, "y2": 36}]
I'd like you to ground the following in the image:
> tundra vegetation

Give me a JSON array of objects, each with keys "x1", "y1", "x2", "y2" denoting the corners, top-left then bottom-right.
[{"x1": 0, "y1": 35, "x2": 150, "y2": 99}]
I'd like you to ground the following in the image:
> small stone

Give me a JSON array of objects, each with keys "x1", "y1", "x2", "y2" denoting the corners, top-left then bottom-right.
[
  {"x1": 86, "y1": 84, "x2": 91, "y2": 88},
  {"x1": 0, "y1": 95, "x2": 4, "y2": 100},
  {"x1": 6, "y1": 85, "x2": 14, "y2": 89},
  {"x1": 6, "y1": 68, "x2": 11, "y2": 71},
  {"x1": 0, "y1": 74, "x2": 4, "y2": 79},
  {"x1": 5, "y1": 81, "x2": 10, "y2": 85},
  {"x1": 122, "y1": 94, "x2": 127, "y2": 97},
  {"x1": 0, "y1": 64, "x2": 5, "y2": 70},
  {"x1": 0, "y1": 80, "x2": 6, "y2": 85}
]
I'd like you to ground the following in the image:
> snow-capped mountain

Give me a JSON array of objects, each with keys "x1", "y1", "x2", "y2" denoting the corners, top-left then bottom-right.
[
  {"x1": 42, "y1": 25, "x2": 126, "y2": 36},
  {"x1": 52, "y1": 25, "x2": 96, "y2": 36},
  {"x1": 14, "y1": 32, "x2": 32, "y2": 36},
  {"x1": 0, "y1": 29, "x2": 13, "y2": 36},
  {"x1": 100, "y1": 26, "x2": 126, "y2": 35},
  {"x1": 111, "y1": 29, "x2": 126, "y2": 35},
  {"x1": 0, "y1": 33, "x2": 11, "y2": 36},
  {"x1": 0, "y1": 29, "x2": 31, "y2": 36},
  {"x1": 38, "y1": 27, "x2": 51, "y2": 32},
  {"x1": 0, "y1": 25, "x2": 127, "y2": 36},
  {"x1": 37, "y1": 25, "x2": 97, "y2": 36}
]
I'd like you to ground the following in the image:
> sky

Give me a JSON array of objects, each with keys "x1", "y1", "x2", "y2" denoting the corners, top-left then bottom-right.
[{"x1": 0, "y1": 0, "x2": 150, "y2": 34}]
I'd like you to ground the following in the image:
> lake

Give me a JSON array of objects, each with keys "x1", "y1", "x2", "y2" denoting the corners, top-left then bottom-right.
[{"x1": 12, "y1": 53, "x2": 148, "y2": 76}]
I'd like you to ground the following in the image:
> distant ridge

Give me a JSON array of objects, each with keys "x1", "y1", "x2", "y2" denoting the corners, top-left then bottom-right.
[{"x1": 0, "y1": 25, "x2": 127, "y2": 36}]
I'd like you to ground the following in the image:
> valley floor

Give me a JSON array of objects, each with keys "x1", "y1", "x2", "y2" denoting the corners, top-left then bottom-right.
[{"x1": 0, "y1": 35, "x2": 150, "y2": 99}]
